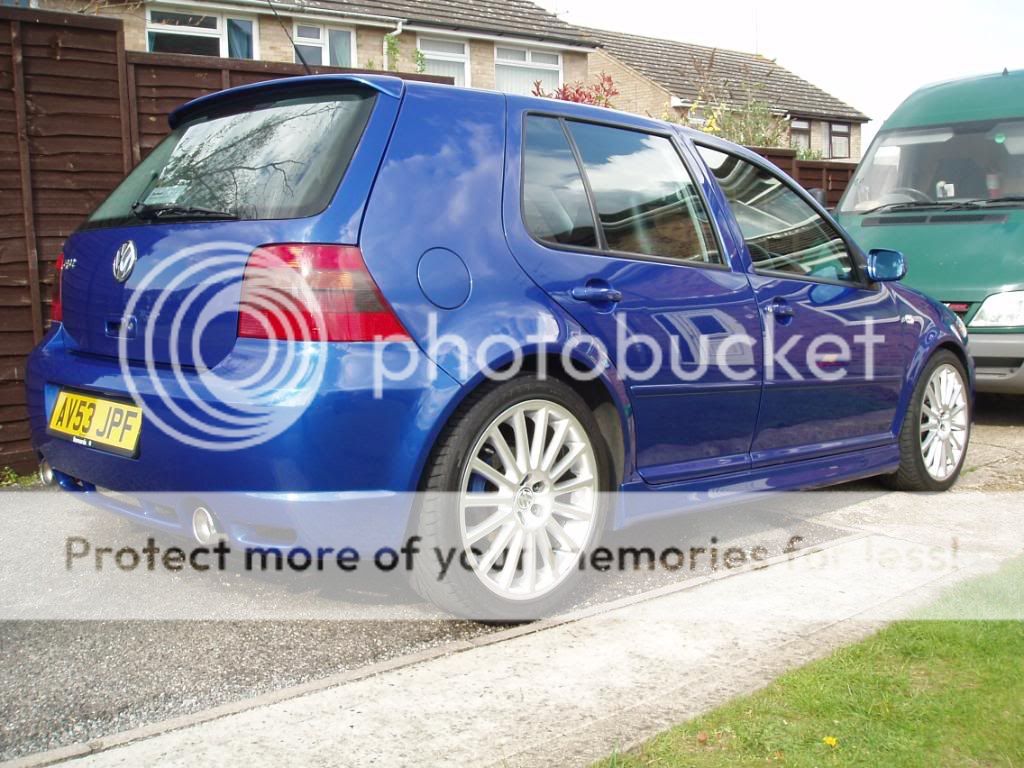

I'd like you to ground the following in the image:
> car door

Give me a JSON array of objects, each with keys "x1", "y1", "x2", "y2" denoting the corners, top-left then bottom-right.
[
  {"x1": 504, "y1": 110, "x2": 763, "y2": 484},
  {"x1": 695, "y1": 143, "x2": 909, "y2": 466}
]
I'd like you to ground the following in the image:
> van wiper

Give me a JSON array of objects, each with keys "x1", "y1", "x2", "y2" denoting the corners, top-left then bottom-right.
[
  {"x1": 944, "y1": 195, "x2": 1024, "y2": 211},
  {"x1": 131, "y1": 202, "x2": 239, "y2": 221},
  {"x1": 858, "y1": 201, "x2": 952, "y2": 215}
]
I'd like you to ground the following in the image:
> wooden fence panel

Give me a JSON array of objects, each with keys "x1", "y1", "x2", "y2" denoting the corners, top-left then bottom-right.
[{"x1": 748, "y1": 146, "x2": 858, "y2": 208}]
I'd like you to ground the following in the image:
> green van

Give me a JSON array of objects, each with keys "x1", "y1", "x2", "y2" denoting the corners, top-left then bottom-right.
[{"x1": 836, "y1": 70, "x2": 1024, "y2": 394}]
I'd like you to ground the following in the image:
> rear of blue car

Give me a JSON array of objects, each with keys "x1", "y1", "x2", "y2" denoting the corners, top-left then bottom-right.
[{"x1": 26, "y1": 76, "x2": 465, "y2": 550}]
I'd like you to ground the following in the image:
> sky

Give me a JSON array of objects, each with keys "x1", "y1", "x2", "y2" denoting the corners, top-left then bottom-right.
[{"x1": 535, "y1": 0, "x2": 1024, "y2": 155}]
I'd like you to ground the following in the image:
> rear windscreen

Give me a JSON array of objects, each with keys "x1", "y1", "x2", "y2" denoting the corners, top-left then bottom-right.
[{"x1": 85, "y1": 89, "x2": 376, "y2": 228}]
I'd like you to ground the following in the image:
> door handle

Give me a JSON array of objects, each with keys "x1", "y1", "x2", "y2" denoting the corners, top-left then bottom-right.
[
  {"x1": 766, "y1": 298, "x2": 795, "y2": 320},
  {"x1": 571, "y1": 285, "x2": 622, "y2": 304}
]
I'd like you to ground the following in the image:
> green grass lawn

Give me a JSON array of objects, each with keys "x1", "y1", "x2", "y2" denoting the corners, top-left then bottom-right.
[{"x1": 600, "y1": 560, "x2": 1024, "y2": 767}]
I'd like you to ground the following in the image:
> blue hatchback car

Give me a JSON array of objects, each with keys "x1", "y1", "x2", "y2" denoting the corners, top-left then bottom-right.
[{"x1": 27, "y1": 74, "x2": 972, "y2": 617}]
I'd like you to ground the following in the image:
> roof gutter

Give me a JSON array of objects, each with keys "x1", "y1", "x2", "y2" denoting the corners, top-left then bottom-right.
[
  {"x1": 159, "y1": 0, "x2": 407, "y2": 28},
  {"x1": 398, "y1": 23, "x2": 596, "y2": 53}
]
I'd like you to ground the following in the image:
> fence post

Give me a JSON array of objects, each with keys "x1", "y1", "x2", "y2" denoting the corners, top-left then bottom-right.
[
  {"x1": 115, "y1": 25, "x2": 133, "y2": 174},
  {"x1": 10, "y1": 19, "x2": 43, "y2": 344}
]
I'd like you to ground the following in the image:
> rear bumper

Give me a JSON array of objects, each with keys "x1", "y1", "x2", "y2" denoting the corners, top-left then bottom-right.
[
  {"x1": 62, "y1": 482, "x2": 413, "y2": 552},
  {"x1": 27, "y1": 327, "x2": 462, "y2": 548},
  {"x1": 968, "y1": 332, "x2": 1024, "y2": 394}
]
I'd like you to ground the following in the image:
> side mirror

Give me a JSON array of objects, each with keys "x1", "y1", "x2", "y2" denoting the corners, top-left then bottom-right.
[
  {"x1": 866, "y1": 248, "x2": 907, "y2": 282},
  {"x1": 808, "y1": 188, "x2": 828, "y2": 207}
]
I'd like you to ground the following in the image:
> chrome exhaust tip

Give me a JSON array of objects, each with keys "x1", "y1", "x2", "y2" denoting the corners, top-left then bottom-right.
[
  {"x1": 191, "y1": 506, "x2": 220, "y2": 546},
  {"x1": 38, "y1": 459, "x2": 55, "y2": 487}
]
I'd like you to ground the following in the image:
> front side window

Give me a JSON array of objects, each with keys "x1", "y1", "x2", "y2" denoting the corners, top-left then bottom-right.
[
  {"x1": 566, "y1": 122, "x2": 721, "y2": 264},
  {"x1": 85, "y1": 90, "x2": 375, "y2": 228},
  {"x1": 418, "y1": 37, "x2": 468, "y2": 86},
  {"x1": 698, "y1": 145, "x2": 857, "y2": 282},
  {"x1": 496, "y1": 46, "x2": 560, "y2": 96},
  {"x1": 147, "y1": 9, "x2": 256, "y2": 59},
  {"x1": 293, "y1": 24, "x2": 353, "y2": 67}
]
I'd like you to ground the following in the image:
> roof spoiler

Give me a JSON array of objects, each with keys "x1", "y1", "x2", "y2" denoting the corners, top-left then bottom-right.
[{"x1": 169, "y1": 74, "x2": 405, "y2": 128}]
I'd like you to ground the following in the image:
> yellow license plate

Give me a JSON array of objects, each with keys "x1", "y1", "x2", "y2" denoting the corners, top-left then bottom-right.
[{"x1": 48, "y1": 390, "x2": 143, "y2": 457}]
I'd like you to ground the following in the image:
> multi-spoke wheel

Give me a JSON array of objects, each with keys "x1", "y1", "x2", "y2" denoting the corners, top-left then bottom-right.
[
  {"x1": 919, "y1": 363, "x2": 969, "y2": 481},
  {"x1": 884, "y1": 350, "x2": 971, "y2": 491},
  {"x1": 412, "y1": 376, "x2": 609, "y2": 620},
  {"x1": 460, "y1": 399, "x2": 599, "y2": 600}
]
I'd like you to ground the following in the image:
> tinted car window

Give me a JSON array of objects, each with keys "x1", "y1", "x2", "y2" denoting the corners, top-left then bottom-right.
[
  {"x1": 522, "y1": 116, "x2": 599, "y2": 248},
  {"x1": 698, "y1": 145, "x2": 857, "y2": 282},
  {"x1": 85, "y1": 89, "x2": 375, "y2": 228},
  {"x1": 566, "y1": 122, "x2": 721, "y2": 264}
]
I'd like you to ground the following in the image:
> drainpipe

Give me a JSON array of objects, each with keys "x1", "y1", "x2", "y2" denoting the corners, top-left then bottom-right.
[{"x1": 383, "y1": 19, "x2": 405, "y2": 71}]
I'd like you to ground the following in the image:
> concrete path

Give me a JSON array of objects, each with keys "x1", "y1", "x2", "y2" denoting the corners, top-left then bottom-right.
[{"x1": 8, "y1": 491, "x2": 1019, "y2": 768}]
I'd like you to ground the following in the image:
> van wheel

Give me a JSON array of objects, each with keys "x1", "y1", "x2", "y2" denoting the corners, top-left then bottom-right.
[
  {"x1": 411, "y1": 375, "x2": 611, "y2": 621},
  {"x1": 883, "y1": 350, "x2": 970, "y2": 492}
]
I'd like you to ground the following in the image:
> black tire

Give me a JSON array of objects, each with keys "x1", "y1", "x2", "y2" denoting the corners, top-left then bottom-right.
[
  {"x1": 410, "y1": 374, "x2": 612, "y2": 621},
  {"x1": 882, "y1": 349, "x2": 971, "y2": 492}
]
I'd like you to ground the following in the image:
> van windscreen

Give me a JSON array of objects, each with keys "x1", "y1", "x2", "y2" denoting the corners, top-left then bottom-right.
[
  {"x1": 85, "y1": 89, "x2": 376, "y2": 228},
  {"x1": 840, "y1": 117, "x2": 1024, "y2": 213}
]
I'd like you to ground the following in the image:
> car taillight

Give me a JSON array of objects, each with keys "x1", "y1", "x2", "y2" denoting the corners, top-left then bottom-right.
[
  {"x1": 51, "y1": 252, "x2": 64, "y2": 323},
  {"x1": 237, "y1": 244, "x2": 410, "y2": 342}
]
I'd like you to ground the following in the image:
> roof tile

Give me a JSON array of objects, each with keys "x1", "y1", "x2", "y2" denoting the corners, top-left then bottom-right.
[
  {"x1": 585, "y1": 26, "x2": 867, "y2": 122},
  {"x1": 298, "y1": 0, "x2": 599, "y2": 47}
]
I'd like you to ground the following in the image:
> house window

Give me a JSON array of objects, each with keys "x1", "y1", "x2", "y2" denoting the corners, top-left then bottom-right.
[
  {"x1": 418, "y1": 37, "x2": 468, "y2": 86},
  {"x1": 293, "y1": 23, "x2": 354, "y2": 67},
  {"x1": 146, "y1": 8, "x2": 257, "y2": 59},
  {"x1": 830, "y1": 123, "x2": 851, "y2": 159},
  {"x1": 495, "y1": 46, "x2": 561, "y2": 95},
  {"x1": 790, "y1": 119, "x2": 810, "y2": 152}
]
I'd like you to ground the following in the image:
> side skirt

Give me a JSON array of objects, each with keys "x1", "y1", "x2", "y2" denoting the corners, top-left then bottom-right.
[{"x1": 612, "y1": 443, "x2": 899, "y2": 530}]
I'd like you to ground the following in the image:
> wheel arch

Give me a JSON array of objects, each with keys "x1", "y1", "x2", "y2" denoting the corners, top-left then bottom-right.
[{"x1": 411, "y1": 349, "x2": 635, "y2": 498}]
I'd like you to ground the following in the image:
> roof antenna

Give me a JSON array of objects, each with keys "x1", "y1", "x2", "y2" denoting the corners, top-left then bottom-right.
[
  {"x1": 753, "y1": 7, "x2": 760, "y2": 55},
  {"x1": 266, "y1": 0, "x2": 312, "y2": 75}
]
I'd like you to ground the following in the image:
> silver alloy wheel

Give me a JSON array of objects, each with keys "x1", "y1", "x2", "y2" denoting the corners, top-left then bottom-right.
[
  {"x1": 919, "y1": 363, "x2": 969, "y2": 481},
  {"x1": 459, "y1": 399, "x2": 599, "y2": 601}
]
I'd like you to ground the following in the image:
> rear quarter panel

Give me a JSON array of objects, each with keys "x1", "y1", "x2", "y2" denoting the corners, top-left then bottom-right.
[{"x1": 358, "y1": 83, "x2": 635, "y2": 485}]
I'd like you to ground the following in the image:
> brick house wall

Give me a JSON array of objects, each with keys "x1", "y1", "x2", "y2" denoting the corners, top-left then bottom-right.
[{"x1": 588, "y1": 48, "x2": 672, "y2": 117}]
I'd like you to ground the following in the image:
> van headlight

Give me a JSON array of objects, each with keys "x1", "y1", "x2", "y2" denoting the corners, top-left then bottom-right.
[{"x1": 970, "y1": 291, "x2": 1024, "y2": 328}]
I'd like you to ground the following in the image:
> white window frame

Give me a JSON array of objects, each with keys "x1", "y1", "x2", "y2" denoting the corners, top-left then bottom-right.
[
  {"x1": 416, "y1": 35, "x2": 470, "y2": 87},
  {"x1": 494, "y1": 45, "x2": 562, "y2": 93},
  {"x1": 292, "y1": 22, "x2": 357, "y2": 68},
  {"x1": 146, "y1": 6, "x2": 259, "y2": 59},
  {"x1": 789, "y1": 118, "x2": 811, "y2": 151}
]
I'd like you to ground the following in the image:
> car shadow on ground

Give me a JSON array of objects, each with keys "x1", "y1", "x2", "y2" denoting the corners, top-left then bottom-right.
[{"x1": 974, "y1": 393, "x2": 1024, "y2": 427}]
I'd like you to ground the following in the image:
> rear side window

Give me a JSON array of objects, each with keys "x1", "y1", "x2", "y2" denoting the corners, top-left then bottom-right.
[
  {"x1": 85, "y1": 89, "x2": 376, "y2": 228},
  {"x1": 697, "y1": 145, "x2": 858, "y2": 283},
  {"x1": 566, "y1": 121, "x2": 721, "y2": 264},
  {"x1": 522, "y1": 116, "x2": 599, "y2": 248}
]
